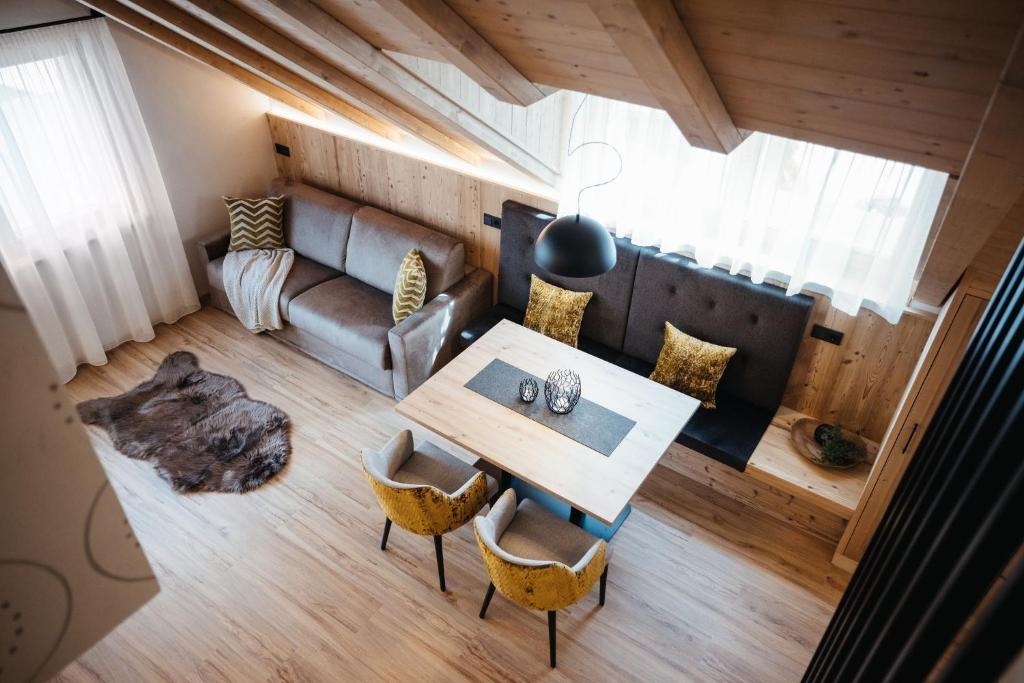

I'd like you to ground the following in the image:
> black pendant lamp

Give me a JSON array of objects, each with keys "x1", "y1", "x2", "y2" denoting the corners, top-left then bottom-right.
[
  {"x1": 535, "y1": 213, "x2": 616, "y2": 278},
  {"x1": 535, "y1": 95, "x2": 622, "y2": 279}
]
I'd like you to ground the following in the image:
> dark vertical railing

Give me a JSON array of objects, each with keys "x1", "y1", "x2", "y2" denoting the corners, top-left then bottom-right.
[{"x1": 804, "y1": 239, "x2": 1024, "y2": 683}]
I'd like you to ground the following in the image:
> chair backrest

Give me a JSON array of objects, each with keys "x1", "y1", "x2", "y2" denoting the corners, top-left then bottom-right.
[
  {"x1": 346, "y1": 207, "x2": 465, "y2": 300},
  {"x1": 624, "y1": 250, "x2": 813, "y2": 411},
  {"x1": 269, "y1": 178, "x2": 360, "y2": 271},
  {"x1": 361, "y1": 432, "x2": 486, "y2": 536},
  {"x1": 472, "y1": 492, "x2": 606, "y2": 612},
  {"x1": 498, "y1": 201, "x2": 642, "y2": 351}
]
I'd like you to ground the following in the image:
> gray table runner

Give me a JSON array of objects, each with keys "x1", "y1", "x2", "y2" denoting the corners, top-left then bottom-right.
[{"x1": 464, "y1": 358, "x2": 636, "y2": 457}]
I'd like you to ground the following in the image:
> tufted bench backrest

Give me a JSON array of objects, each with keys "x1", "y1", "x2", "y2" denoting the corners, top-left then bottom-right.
[
  {"x1": 624, "y1": 250, "x2": 812, "y2": 411},
  {"x1": 498, "y1": 201, "x2": 641, "y2": 351}
]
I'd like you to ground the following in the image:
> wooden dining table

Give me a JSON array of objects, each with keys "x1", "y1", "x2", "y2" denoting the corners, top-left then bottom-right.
[{"x1": 395, "y1": 320, "x2": 699, "y2": 531}]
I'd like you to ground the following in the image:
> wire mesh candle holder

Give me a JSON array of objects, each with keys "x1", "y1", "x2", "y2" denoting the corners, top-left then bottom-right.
[
  {"x1": 519, "y1": 377, "x2": 539, "y2": 403},
  {"x1": 544, "y1": 369, "x2": 582, "y2": 414}
]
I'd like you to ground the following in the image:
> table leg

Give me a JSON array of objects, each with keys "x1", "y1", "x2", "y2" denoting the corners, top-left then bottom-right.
[
  {"x1": 499, "y1": 470, "x2": 512, "y2": 493},
  {"x1": 569, "y1": 507, "x2": 585, "y2": 527}
]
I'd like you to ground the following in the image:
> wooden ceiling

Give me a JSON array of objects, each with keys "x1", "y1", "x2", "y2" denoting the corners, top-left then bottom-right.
[{"x1": 79, "y1": 0, "x2": 1024, "y2": 305}]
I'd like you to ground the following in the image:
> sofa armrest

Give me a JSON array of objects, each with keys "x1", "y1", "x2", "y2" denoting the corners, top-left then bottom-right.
[
  {"x1": 197, "y1": 230, "x2": 230, "y2": 271},
  {"x1": 389, "y1": 268, "x2": 492, "y2": 399}
]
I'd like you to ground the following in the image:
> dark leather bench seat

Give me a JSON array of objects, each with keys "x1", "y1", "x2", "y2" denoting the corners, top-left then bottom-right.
[{"x1": 457, "y1": 201, "x2": 813, "y2": 472}]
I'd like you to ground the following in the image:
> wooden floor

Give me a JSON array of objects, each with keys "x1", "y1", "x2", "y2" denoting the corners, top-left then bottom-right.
[{"x1": 57, "y1": 307, "x2": 849, "y2": 682}]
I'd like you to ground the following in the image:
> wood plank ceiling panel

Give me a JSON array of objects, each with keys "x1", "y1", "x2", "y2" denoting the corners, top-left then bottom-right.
[
  {"x1": 442, "y1": 0, "x2": 1024, "y2": 172},
  {"x1": 229, "y1": 0, "x2": 559, "y2": 183},
  {"x1": 160, "y1": 0, "x2": 482, "y2": 164},
  {"x1": 374, "y1": 0, "x2": 546, "y2": 106}
]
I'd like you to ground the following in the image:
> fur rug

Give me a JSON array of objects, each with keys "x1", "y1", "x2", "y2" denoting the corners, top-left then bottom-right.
[{"x1": 77, "y1": 351, "x2": 290, "y2": 493}]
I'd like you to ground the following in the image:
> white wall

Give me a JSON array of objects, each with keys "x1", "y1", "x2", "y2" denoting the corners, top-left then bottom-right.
[{"x1": 109, "y1": 22, "x2": 278, "y2": 295}]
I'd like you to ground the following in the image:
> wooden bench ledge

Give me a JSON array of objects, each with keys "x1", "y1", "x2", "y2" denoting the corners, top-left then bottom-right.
[{"x1": 746, "y1": 407, "x2": 873, "y2": 518}]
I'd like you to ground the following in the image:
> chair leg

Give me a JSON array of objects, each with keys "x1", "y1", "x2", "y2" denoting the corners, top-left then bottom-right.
[
  {"x1": 599, "y1": 564, "x2": 609, "y2": 607},
  {"x1": 479, "y1": 582, "x2": 496, "y2": 619},
  {"x1": 548, "y1": 611, "x2": 557, "y2": 668},
  {"x1": 433, "y1": 534, "x2": 446, "y2": 592},
  {"x1": 380, "y1": 518, "x2": 392, "y2": 551}
]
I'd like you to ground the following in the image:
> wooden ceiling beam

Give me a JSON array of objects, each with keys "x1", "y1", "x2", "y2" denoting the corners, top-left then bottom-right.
[
  {"x1": 915, "y1": 23, "x2": 1024, "y2": 306},
  {"x1": 80, "y1": 0, "x2": 326, "y2": 120},
  {"x1": 97, "y1": 0, "x2": 401, "y2": 139},
  {"x1": 375, "y1": 0, "x2": 546, "y2": 107},
  {"x1": 234, "y1": 0, "x2": 558, "y2": 185},
  {"x1": 156, "y1": 0, "x2": 483, "y2": 163},
  {"x1": 586, "y1": 0, "x2": 742, "y2": 154}
]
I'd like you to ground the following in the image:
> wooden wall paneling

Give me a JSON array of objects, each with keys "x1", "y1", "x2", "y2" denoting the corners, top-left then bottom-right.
[
  {"x1": 374, "y1": 0, "x2": 546, "y2": 106},
  {"x1": 95, "y1": 0, "x2": 400, "y2": 137},
  {"x1": 81, "y1": 0, "x2": 325, "y2": 119},
  {"x1": 230, "y1": 0, "x2": 557, "y2": 184},
  {"x1": 970, "y1": 191, "x2": 1024, "y2": 281},
  {"x1": 660, "y1": 442, "x2": 849, "y2": 544},
  {"x1": 266, "y1": 114, "x2": 556, "y2": 276},
  {"x1": 586, "y1": 0, "x2": 742, "y2": 153},
  {"x1": 915, "y1": 23, "x2": 1024, "y2": 304},
  {"x1": 834, "y1": 283, "x2": 988, "y2": 565},
  {"x1": 782, "y1": 296, "x2": 936, "y2": 444}
]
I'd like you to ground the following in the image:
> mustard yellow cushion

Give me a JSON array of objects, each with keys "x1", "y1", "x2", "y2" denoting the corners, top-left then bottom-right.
[
  {"x1": 522, "y1": 275, "x2": 592, "y2": 347},
  {"x1": 649, "y1": 322, "x2": 736, "y2": 409}
]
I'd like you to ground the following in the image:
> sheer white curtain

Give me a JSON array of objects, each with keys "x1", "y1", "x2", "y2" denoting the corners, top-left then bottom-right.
[
  {"x1": 0, "y1": 19, "x2": 198, "y2": 382},
  {"x1": 557, "y1": 95, "x2": 948, "y2": 323}
]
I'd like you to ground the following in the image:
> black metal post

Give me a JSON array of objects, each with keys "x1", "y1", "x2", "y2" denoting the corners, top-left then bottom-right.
[
  {"x1": 548, "y1": 611, "x2": 557, "y2": 668},
  {"x1": 479, "y1": 582, "x2": 496, "y2": 619},
  {"x1": 380, "y1": 518, "x2": 392, "y2": 551},
  {"x1": 433, "y1": 535, "x2": 446, "y2": 592}
]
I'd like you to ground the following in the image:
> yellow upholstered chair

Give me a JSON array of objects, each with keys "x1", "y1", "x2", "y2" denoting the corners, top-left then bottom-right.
[
  {"x1": 473, "y1": 490, "x2": 610, "y2": 667},
  {"x1": 361, "y1": 430, "x2": 497, "y2": 591}
]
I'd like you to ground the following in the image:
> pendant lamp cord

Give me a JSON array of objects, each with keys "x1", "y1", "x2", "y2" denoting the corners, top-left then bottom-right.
[{"x1": 566, "y1": 94, "x2": 623, "y2": 216}]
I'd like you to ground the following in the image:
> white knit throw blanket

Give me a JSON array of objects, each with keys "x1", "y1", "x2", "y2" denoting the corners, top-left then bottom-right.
[{"x1": 222, "y1": 248, "x2": 295, "y2": 332}]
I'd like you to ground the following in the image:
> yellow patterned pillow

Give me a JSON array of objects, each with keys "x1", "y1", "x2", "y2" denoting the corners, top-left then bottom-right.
[
  {"x1": 649, "y1": 322, "x2": 736, "y2": 409},
  {"x1": 393, "y1": 249, "x2": 427, "y2": 324},
  {"x1": 224, "y1": 195, "x2": 285, "y2": 251},
  {"x1": 523, "y1": 275, "x2": 593, "y2": 347}
]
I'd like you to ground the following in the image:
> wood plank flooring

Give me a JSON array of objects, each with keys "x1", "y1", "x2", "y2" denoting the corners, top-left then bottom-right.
[{"x1": 56, "y1": 307, "x2": 848, "y2": 682}]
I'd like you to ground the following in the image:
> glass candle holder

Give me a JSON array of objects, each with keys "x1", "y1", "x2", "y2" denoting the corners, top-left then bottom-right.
[
  {"x1": 519, "y1": 377, "x2": 539, "y2": 402},
  {"x1": 544, "y1": 369, "x2": 581, "y2": 414}
]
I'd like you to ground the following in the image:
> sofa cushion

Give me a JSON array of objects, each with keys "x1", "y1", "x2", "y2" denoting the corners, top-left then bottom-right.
[
  {"x1": 607, "y1": 352, "x2": 768, "y2": 470},
  {"x1": 499, "y1": 201, "x2": 641, "y2": 351},
  {"x1": 674, "y1": 395, "x2": 775, "y2": 472},
  {"x1": 287, "y1": 276, "x2": 395, "y2": 370},
  {"x1": 270, "y1": 178, "x2": 360, "y2": 271},
  {"x1": 458, "y1": 304, "x2": 523, "y2": 351},
  {"x1": 205, "y1": 254, "x2": 341, "y2": 322},
  {"x1": 624, "y1": 250, "x2": 812, "y2": 412},
  {"x1": 346, "y1": 206, "x2": 464, "y2": 301},
  {"x1": 279, "y1": 256, "x2": 342, "y2": 322}
]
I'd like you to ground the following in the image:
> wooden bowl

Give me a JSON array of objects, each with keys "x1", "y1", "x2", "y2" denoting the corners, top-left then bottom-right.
[{"x1": 790, "y1": 418, "x2": 867, "y2": 469}]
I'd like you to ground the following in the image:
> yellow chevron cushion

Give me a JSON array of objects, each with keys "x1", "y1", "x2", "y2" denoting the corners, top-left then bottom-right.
[
  {"x1": 224, "y1": 195, "x2": 285, "y2": 251},
  {"x1": 393, "y1": 249, "x2": 427, "y2": 325}
]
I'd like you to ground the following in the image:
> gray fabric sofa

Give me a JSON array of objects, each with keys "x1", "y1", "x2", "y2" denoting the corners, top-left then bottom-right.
[
  {"x1": 199, "y1": 178, "x2": 492, "y2": 399},
  {"x1": 459, "y1": 201, "x2": 813, "y2": 471}
]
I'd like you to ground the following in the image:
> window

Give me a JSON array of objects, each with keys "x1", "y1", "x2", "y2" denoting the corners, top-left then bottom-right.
[{"x1": 557, "y1": 95, "x2": 948, "y2": 323}]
